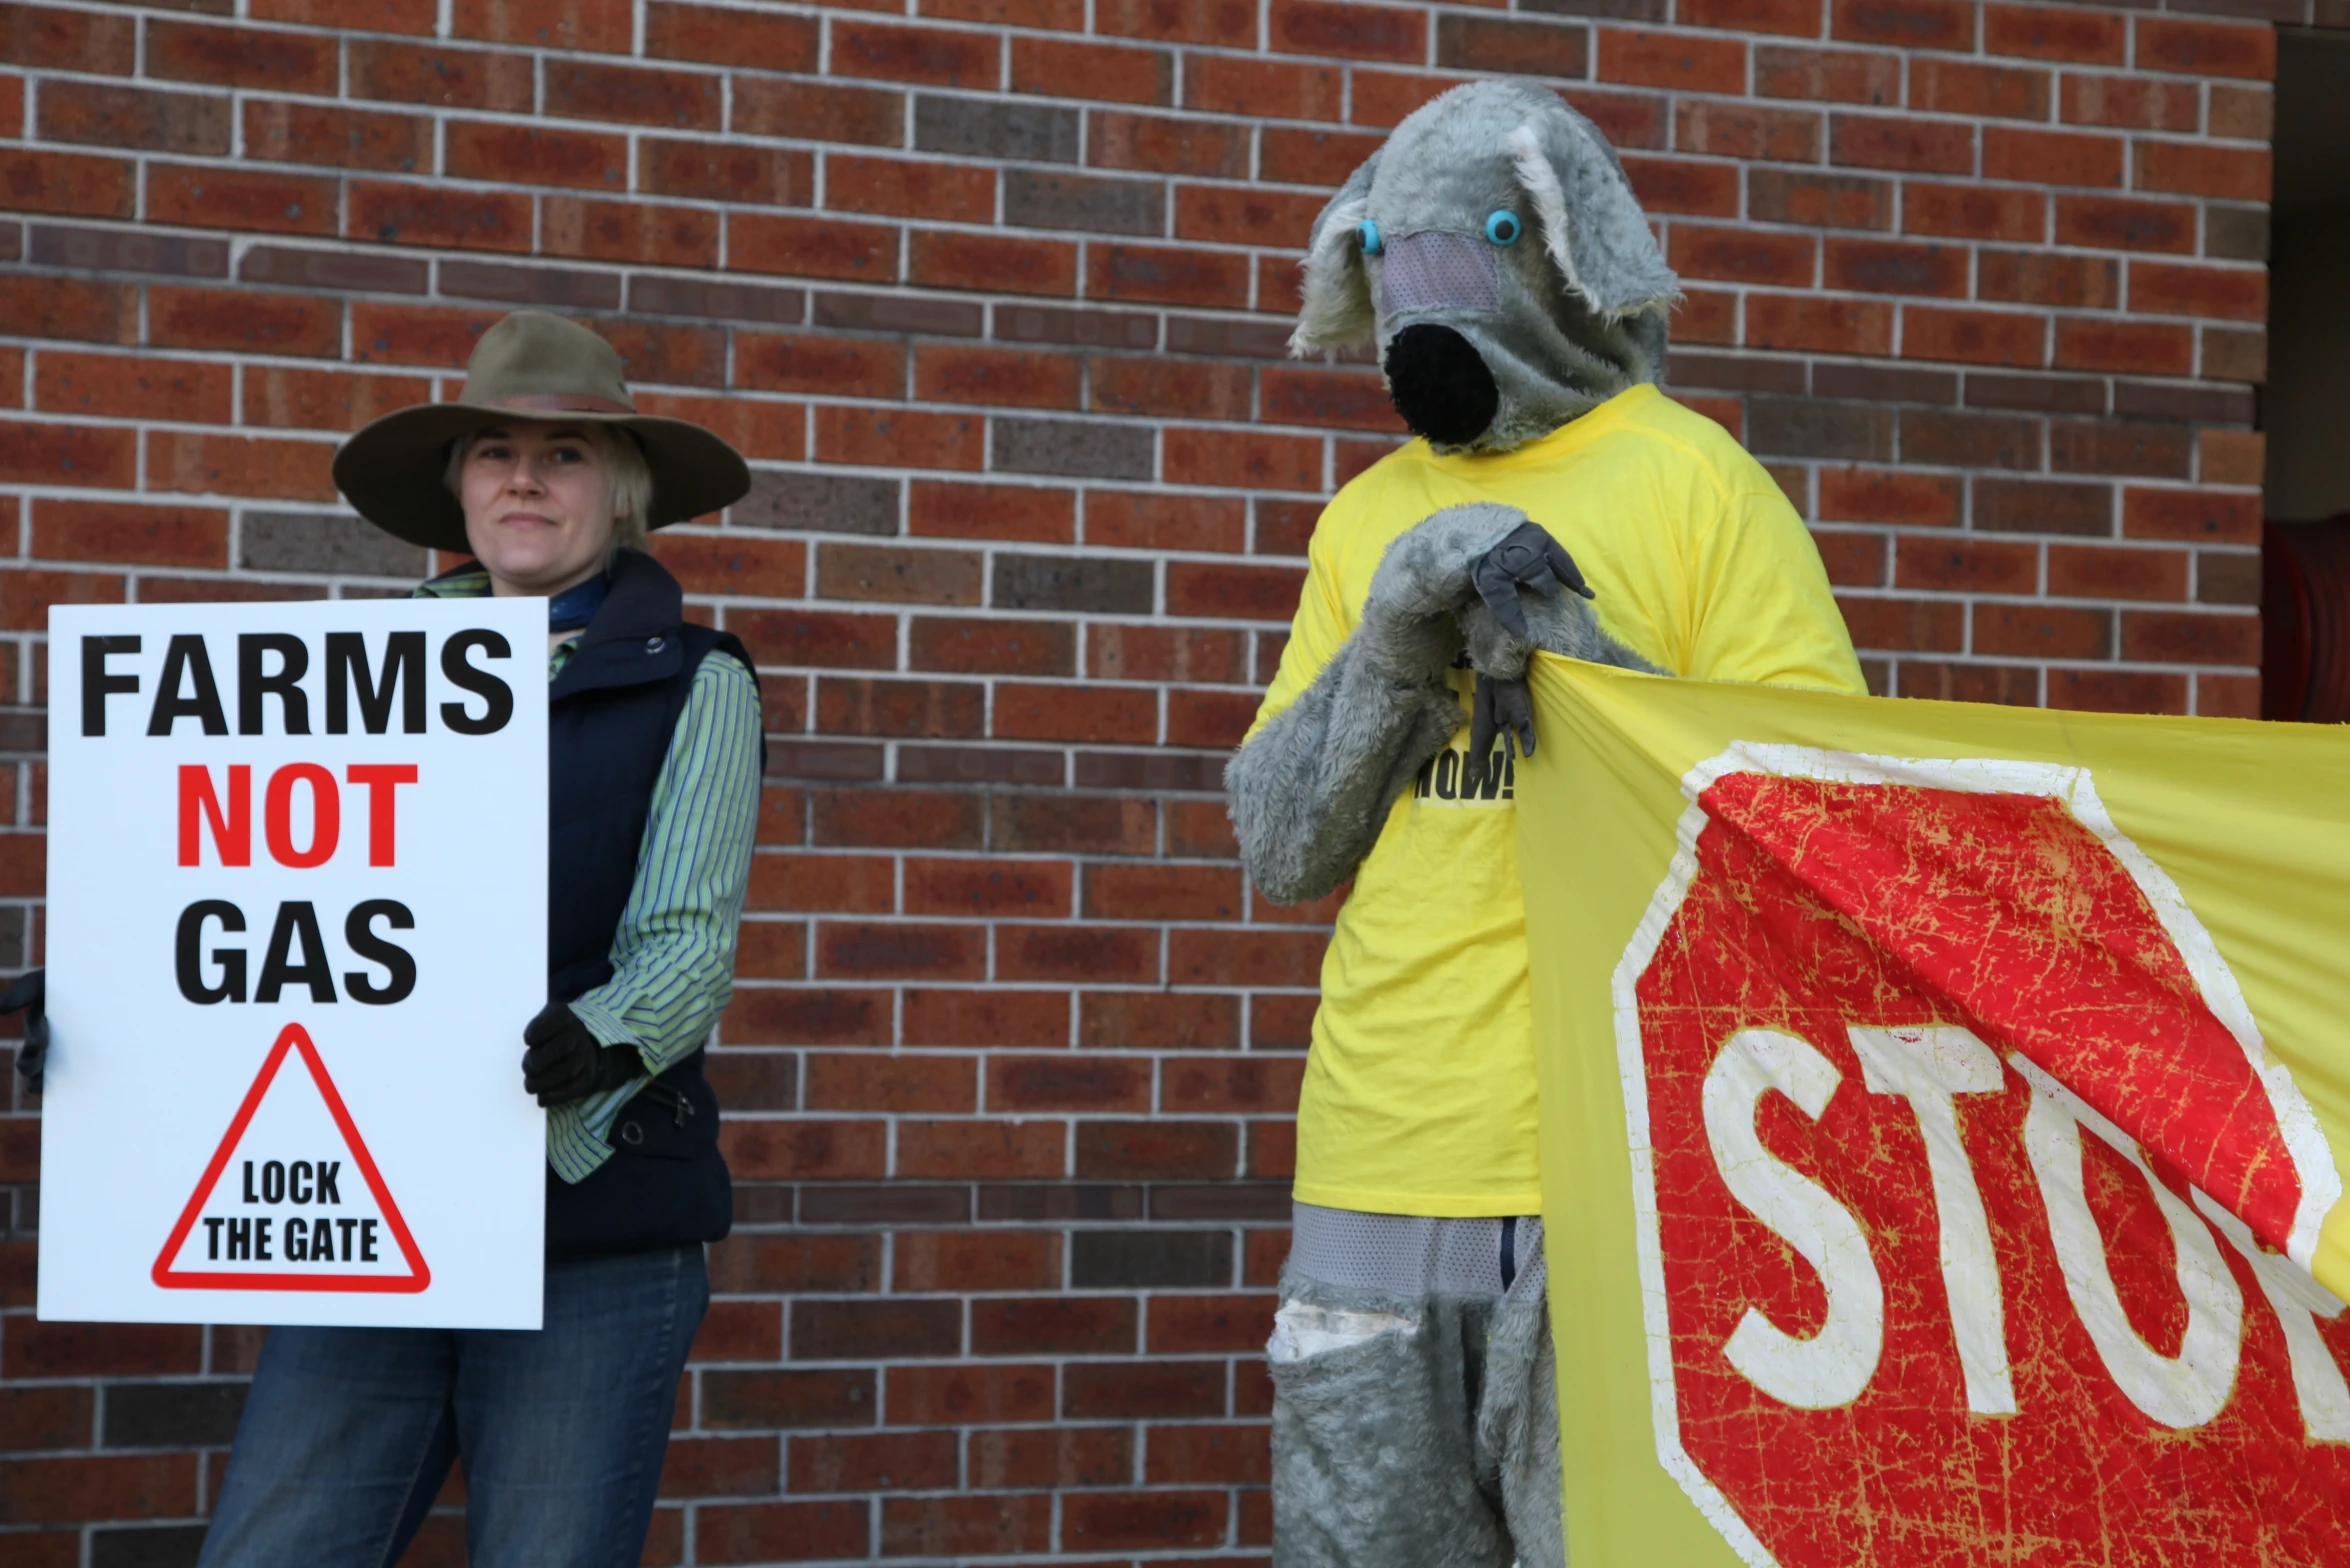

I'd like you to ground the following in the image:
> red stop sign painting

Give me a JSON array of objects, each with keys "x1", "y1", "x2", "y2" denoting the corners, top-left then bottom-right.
[{"x1": 1617, "y1": 748, "x2": 2350, "y2": 1567}]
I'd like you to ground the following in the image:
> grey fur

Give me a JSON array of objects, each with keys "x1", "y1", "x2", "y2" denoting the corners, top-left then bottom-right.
[
  {"x1": 1289, "y1": 80, "x2": 1679, "y2": 453},
  {"x1": 1227, "y1": 505, "x2": 1523, "y2": 905},
  {"x1": 1269, "y1": 1265, "x2": 1564, "y2": 1568}
]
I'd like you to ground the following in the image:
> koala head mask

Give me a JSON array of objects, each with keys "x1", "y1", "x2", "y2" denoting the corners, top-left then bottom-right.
[{"x1": 1290, "y1": 80, "x2": 1680, "y2": 455}]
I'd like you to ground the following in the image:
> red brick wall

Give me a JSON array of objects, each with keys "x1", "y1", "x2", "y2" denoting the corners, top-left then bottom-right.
[{"x1": 0, "y1": 0, "x2": 2327, "y2": 1562}]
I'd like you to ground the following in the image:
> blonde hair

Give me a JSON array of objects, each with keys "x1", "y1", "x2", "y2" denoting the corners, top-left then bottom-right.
[{"x1": 445, "y1": 423, "x2": 655, "y2": 551}]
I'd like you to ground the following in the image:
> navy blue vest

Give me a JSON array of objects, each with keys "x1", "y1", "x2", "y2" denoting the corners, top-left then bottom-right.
[{"x1": 540, "y1": 549, "x2": 757, "y2": 1259}]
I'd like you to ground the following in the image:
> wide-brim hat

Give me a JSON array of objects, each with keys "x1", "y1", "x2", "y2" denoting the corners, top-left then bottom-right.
[{"x1": 332, "y1": 310, "x2": 751, "y2": 553}]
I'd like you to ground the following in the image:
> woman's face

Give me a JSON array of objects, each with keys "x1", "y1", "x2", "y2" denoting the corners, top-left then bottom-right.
[{"x1": 457, "y1": 423, "x2": 616, "y2": 598}]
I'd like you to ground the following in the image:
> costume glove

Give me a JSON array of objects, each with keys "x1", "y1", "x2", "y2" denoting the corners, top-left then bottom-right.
[
  {"x1": 1470, "y1": 520, "x2": 1592, "y2": 640},
  {"x1": 1466, "y1": 672, "x2": 1538, "y2": 796},
  {"x1": 520, "y1": 999, "x2": 642, "y2": 1109},
  {"x1": 0, "y1": 969, "x2": 44, "y2": 1096}
]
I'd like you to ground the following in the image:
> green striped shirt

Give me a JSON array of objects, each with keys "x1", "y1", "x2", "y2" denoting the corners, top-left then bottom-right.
[{"x1": 417, "y1": 566, "x2": 762, "y2": 1182}]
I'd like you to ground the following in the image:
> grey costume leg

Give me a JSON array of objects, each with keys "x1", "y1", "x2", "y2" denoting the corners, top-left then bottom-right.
[{"x1": 1268, "y1": 1205, "x2": 1564, "y2": 1568}]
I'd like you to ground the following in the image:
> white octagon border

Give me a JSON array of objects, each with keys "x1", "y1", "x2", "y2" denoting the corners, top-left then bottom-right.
[{"x1": 1607, "y1": 743, "x2": 2342, "y2": 1566}]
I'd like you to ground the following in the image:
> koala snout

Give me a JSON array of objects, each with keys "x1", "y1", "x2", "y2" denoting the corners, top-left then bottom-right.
[
  {"x1": 1384, "y1": 324, "x2": 1499, "y2": 447},
  {"x1": 1376, "y1": 230, "x2": 1502, "y2": 318}
]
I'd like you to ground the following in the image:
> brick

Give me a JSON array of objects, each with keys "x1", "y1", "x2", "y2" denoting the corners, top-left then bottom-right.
[
  {"x1": 748, "y1": 854, "x2": 895, "y2": 915},
  {"x1": 793, "y1": 1298, "x2": 960, "y2": 1359},
  {"x1": 0, "y1": 1455, "x2": 195, "y2": 1524},
  {"x1": 1438, "y1": 14, "x2": 1590, "y2": 78},
  {"x1": 788, "y1": 1431, "x2": 958, "y2": 1494},
  {"x1": 903, "y1": 987, "x2": 1069, "y2": 1045},
  {"x1": 244, "y1": 100, "x2": 432, "y2": 174},
  {"x1": 38, "y1": 81, "x2": 228, "y2": 155},
  {"x1": 896, "y1": 1117, "x2": 1067, "y2": 1178},
  {"x1": 1837, "y1": 594, "x2": 1964, "y2": 653},
  {"x1": 1, "y1": 3, "x2": 134, "y2": 72},
  {"x1": 727, "y1": 82, "x2": 895, "y2": 149},
  {"x1": 348, "y1": 39, "x2": 531, "y2": 109},
  {"x1": 658, "y1": 1435, "x2": 779, "y2": 1500},
  {"x1": 1010, "y1": 36, "x2": 1173, "y2": 105},
  {"x1": 1163, "y1": 1057, "x2": 1307, "y2": 1116},
  {"x1": 1830, "y1": 115, "x2": 1972, "y2": 174},
  {"x1": 2047, "y1": 543, "x2": 2187, "y2": 602},
  {"x1": 1144, "y1": 1421, "x2": 1273, "y2": 1489},
  {"x1": 730, "y1": 215, "x2": 896, "y2": 285},
  {"x1": 2129, "y1": 261, "x2": 2265, "y2": 323},
  {"x1": 543, "y1": 60, "x2": 720, "y2": 131},
  {"x1": 1985, "y1": 4, "x2": 2122, "y2": 62},
  {"x1": 1744, "y1": 295, "x2": 1895, "y2": 357},
  {"x1": 349, "y1": 181, "x2": 531, "y2": 253},
  {"x1": 972, "y1": 1296, "x2": 1138, "y2": 1355},
  {"x1": 2053, "y1": 195, "x2": 2195, "y2": 256},
  {"x1": 2198, "y1": 428, "x2": 2263, "y2": 487},
  {"x1": 815, "y1": 406, "x2": 984, "y2": 476},
  {"x1": 1894, "y1": 535, "x2": 2036, "y2": 594},
  {"x1": 918, "y1": 95, "x2": 1082, "y2": 166},
  {"x1": 895, "y1": 1228, "x2": 1061, "y2": 1291},
  {"x1": 1064, "y1": 1357, "x2": 1226, "y2": 1419},
  {"x1": 1910, "y1": 57, "x2": 2049, "y2": 120},
  {"x1": 1830, "y1": 0, "x2": 1972, "y2": 49},
  {"x1": 1676, "y1": 100, "x2": 1822, "y2": 162},
  {"x1": 1184, "y1": 55, "x2": 1344, "y2": 121},
  {"x1": 968, "y1": 1425, "x2": 1133, "y2": 1488},
  {"x1": 2048, "y1": 669, "x2": 2186, "y2": 717},
  {"x1": 1819, "y1": 466, "x2": 1961, "y2": 526},
  {"x1": 2124, "y1": 487, "x2": 2258, "y2": 544},
  {"x1": 990, "y1": 794, "x2": 1156, "y2": 856},
  {"x1": 2135, "y1": 141, "x2": 2269, "y2": 203},
  {"x1": 647, "y1": 2, "x2": 816, "y2": 70},
  {"x1": 148, "y1": 19, "x2": 334, "y2": 91},
  {"x1": 1979, "y1": 251, "x2": 2118, "y2": 311},
  {"x1": 1754, "y1": 44, "x2": 1899, "y2": 104},
  {"x1": 2053, "y1": 318, "x2": 2191, "y2": 378},
  {"x1": 696, "y1": 1501, "x2": 869, "y2": 1564},
  {"x1": 639, "y1": 141, "x2": 813, "y2": 209},
  {"x1": 999, "y1": 923, "x2": 1158, "y2": 983},
  {"x1": 2060, "y1": 73, "x2": 2199, "y2": 133},
  {"x1": 1087, "y1": 494, "x2": 1247, "y2": 557},
  {"x1": 1271, "y1": 0, "x2": 1423, "y2": 62},
  {"x1": 450, "y1": 0, "x2": 632, "y2": 51},
  {"x1": 1903, "y1": 182, "x2": 2042, "y2": 243},
  {"x1": 1974, "y1": 476, "x2": 2111, "y2": 536},
  {"x1": 1746, "y1": 169, "x2": 1891, "y2": 231},
  {"x1": 1902, "y1": 306, "x2": 2043, "y2": 368},
  {"x1": 33, "y1": 500, "x2": 225, "y2": 569},
  {"x1": 1091, "y1": 357, "x2": 1251, "y2": 423},
  {"x1": 826, "y1": 154, "x2": 994, "y2": 225},
  {"x1": 1825, "y1": 238, "x2": 1964, "y2": 297},
  {"x1": 833, "y1": 19, "x2": 998, "y2": 88},
  {"x1": 992, "y1": 422, "x2": 1156, "y2": 484},
  {"x1": 2207, "y1": 83, "x2": 2272, "y2": 142},
  {"x1": 1984, "y1": 126, "x2": 2121, "y2": 188},
  {"x1": 1669, "y1": 226, "x2": 1816, "y2": 288},
  {"x1": 2136, "y1": 16, "x2": 2275, "y2": 81},
  {"x1": 1682, "y1": 0, "x2": 1818, "y2": 34},
  {"x1": 146, "y1": 165, "x2": 337, "y2": 237}
]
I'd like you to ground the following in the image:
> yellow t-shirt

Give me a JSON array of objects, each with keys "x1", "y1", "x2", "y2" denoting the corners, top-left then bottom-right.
[{"x1": 1251, "y1": 383, "x2": 1866, "y2": 1217}]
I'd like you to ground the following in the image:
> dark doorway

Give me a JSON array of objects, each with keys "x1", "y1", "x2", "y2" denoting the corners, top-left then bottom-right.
[{"x1": 2259, "y1": 27, "x2": 2350, "y2": 720}]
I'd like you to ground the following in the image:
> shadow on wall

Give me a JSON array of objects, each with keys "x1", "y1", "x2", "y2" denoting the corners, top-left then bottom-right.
[{"x1": 2259, "y1": 27, "x2": 2350, "y2": 720}]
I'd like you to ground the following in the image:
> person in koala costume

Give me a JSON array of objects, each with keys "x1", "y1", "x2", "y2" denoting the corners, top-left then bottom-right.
[{"x1": 1228, "y1": 80, "x2": 1867, "y2": 1567}]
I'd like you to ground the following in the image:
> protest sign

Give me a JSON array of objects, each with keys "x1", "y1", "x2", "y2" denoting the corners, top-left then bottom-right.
[
  {"x1": 1518, "y1": 657, "x2": 2350, "y2": 1566},
  {"x1": 40, "y1": 598, "x2": 548, "y2": 1329}
]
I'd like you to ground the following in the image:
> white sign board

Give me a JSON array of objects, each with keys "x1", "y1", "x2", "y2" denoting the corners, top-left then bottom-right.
[{"x1": 40, "y1": 599, "x2": 548, "y2": 1329}]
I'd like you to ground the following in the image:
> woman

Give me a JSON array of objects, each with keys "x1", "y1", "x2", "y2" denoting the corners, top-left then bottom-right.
[{"x1": 190, "y1": 310, "x2": 766, "y2": 1566}]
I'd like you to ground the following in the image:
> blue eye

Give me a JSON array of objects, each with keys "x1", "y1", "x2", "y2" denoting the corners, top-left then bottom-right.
[
  {"x1": 1485, "y1": 210, "x2": 1522, "y2": 246},
  {"x1": 1357, "y1": 219, "x2": 1383, "y2": 256}
]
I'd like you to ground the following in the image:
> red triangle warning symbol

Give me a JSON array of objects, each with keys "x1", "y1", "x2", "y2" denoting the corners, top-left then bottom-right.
[{"x1": 152, "y1": 1022, "x2": 430, "y2": 1294}]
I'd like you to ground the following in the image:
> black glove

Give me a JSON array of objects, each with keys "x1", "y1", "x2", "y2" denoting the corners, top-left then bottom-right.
[
  {"x1": 1, "y1": 968, "x2": 45, "y2": 1096},
  {"x1": 520, "y1": 1000, "x2": 641, "y2": 1109},
  {"x1": 1465, "y1": 673, "x2": 1536, "y2": 797},
  {"x1": 1471, "y1": 520, "x2": 1592, "y2": 640}
]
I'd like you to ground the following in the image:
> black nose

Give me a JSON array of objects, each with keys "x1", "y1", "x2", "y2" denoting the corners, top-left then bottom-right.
[{"x1": 1383, "y1": 323, "x2": 1499, "y2": 447}]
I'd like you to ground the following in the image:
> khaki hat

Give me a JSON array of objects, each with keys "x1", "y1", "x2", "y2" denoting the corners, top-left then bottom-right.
[{"x1": 332, "y1": 311, "x2": 751, "y2": 553}]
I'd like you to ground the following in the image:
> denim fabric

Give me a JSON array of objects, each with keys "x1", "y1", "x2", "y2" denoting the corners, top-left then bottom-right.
[{"x1": 197, "y1": 1245, "x2": 707, "y2": 1568}]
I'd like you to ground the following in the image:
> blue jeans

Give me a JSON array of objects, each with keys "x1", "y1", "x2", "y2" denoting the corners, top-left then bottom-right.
[{"x1": 198, "y1": 1245, "x2": 708, "y2": 1568}]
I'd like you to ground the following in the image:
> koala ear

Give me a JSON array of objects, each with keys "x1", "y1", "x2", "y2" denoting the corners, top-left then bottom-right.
[
  {"x1": 1505, "y1": 110, "x2": 1678, "y2": 321},
  {"x1": 1289, "y1": 150, "x2": 1381, "y2": 355}
]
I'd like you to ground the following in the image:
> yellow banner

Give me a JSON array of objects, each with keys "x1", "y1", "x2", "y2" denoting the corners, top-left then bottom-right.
[{"x1": 1518, "y1": 656, "x2": 2350, "y2": 1567}]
